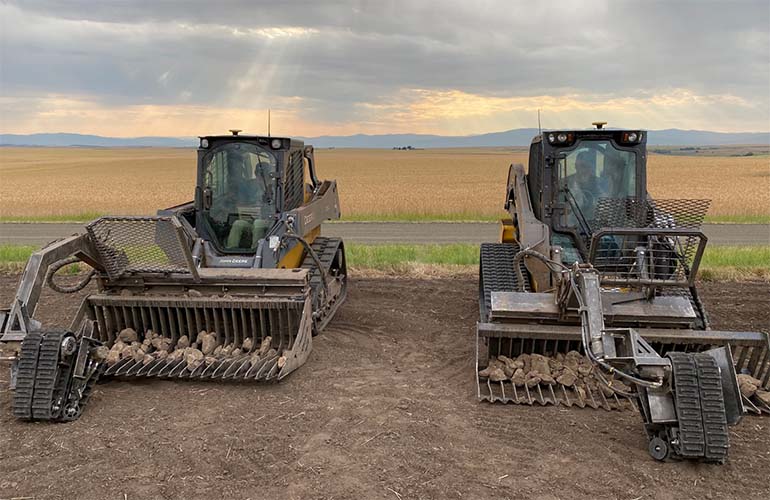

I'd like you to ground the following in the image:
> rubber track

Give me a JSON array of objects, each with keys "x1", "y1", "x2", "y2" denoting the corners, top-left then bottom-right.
[
  {"x1": 31, "y1": 331, "x2": 66, "y2": 420},
  {"x1": 301, "y1": 237, "x2": 340, "y2": 298},
  {"x1": 301, "y1": 237, "x2": 344, "y2": 331},
  {"x1": 479, "y1": 243, "x2": 530, "y2": 321},
  {"x1": 668, "y1": 352, "x2": 706, "y2": 458},
  {"x1": 12, "y1": 332, "x2": 43, "y2": 419},
  {"x1": 694, "y1": 353, "x2": 729, "y2": 462}
]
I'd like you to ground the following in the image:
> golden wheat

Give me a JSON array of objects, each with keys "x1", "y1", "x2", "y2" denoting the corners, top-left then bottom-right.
[{"x1": 0, "y1": 147, "x2": 767, "y2": 220}]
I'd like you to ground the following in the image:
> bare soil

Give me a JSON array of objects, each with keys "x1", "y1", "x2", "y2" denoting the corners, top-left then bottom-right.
[{"x1": 0, "y1": 274, "x2": 768, "y2": 500}]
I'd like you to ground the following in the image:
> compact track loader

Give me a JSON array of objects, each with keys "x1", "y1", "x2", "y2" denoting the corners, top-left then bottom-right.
[
  {"x1": 477, "y1": 123, "x2": 769, "y2": 462},
  {"x1": 1, "y1": 131, "x2": 347, "y2": 422}
]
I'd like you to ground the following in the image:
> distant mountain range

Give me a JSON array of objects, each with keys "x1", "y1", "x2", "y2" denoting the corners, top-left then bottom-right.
[{"x1": 2, "y1": 129, "x2": 768, "y2": 148}]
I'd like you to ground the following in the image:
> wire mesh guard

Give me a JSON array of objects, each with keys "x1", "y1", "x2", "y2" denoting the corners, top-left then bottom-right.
[
  {"x1": 86, "y1": 217, "x2": 192, "y2": 279},
  {"x1": 589, "y1": 229, "x2": 706, "y2": 287},
  {"x1": 591, "y1": 198, "x2": 711, "y2": 231}
]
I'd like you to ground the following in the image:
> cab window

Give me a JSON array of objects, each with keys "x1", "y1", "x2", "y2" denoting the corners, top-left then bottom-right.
[
  {"x1": 203, "y1": 143, "x2": 278, "y2": 251},
  {"x1": 556, "y1": 140, "x2": 636, "y2": 230}
]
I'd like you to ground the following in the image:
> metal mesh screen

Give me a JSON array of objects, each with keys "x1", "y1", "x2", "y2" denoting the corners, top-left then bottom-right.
[
  {"x1": 591, "y1": 198, "x2": 711, "y2": 231},
  {"x1": 589, "y1": 229, "x2": 706, "y2": 287},
  {"x1": 86, "y1": 217, "x2": 192, "y2": 280}
]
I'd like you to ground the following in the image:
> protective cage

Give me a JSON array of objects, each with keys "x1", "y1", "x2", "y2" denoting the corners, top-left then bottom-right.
[
  {"x1": 588, "y1": 228, "x2": 707, "y2": 287},
  {"x1": 86, "y1": 216, "x2": 195, "y2": 280},
  {"x1": 590, "y1": 198, "x2": 711, "y2": 231}
]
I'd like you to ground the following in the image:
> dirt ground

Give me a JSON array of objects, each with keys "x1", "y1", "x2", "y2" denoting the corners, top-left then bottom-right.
[{"x1": 0, "y1": 274, "x2": 768, "y2": 500}]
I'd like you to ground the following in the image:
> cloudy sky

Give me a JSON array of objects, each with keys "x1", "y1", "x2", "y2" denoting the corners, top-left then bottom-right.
[{"x1": 1, "y1": 0, "x2": 768, "y2": 137}]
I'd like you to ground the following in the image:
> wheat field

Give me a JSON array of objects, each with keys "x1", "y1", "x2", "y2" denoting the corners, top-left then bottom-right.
[{"x1": 0, "y1": 147, "x2": 767, "y2": 221}]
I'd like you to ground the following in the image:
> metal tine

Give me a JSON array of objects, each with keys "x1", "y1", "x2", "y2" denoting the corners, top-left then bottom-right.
[
  {"x1": 523, "y1": 384, "x2": 534, "y2": 405},
  {"x1": 742, "y1": 396, "x2": 761, "y2": 415},
  {"x1": 146, "y1": 359, "x2": 171, "y2": 377},
  {"x1": 115, "y1": 359, "x2": 139, "y2": 377},
  {"x1": 201, "y1": 359, "x2": 225, "y2": 378},
  {"x1": 510, "y1": 383, "x2": 520, "y2": 403},
  {"x1": 104, "y1": 357, "x2": 132, "y2": 376},
  {"x1": 560, "y1": 385, "x2": 573, "y2": 407},
  {"x1": 168, "y1": 360, "x2": 189, "y2": 378},
  {"x1": 158, "y1": 359, "x2": 185, "y2": 378},
  {"x1": 497, "y1": 380, "x2": 506, "y2": 401},
  {"x1": 245, "y1": 356, "x2": 270, "y2": 378},
  {"x1": 572, "y1": 387, "x2": 586, "y2": 408},
  {"x1": 585, "y1": 385, "x2": 599, "y2": 409},
  {"x1": 232, "y1": 358, "x2": 254, "y2": 379},
  {"x1": 546, "y1": 384, "x2": 558, "y2": 405},
  {"x1": 136, "y1": 358, "x2": 164, "y2": 376},
  {"x1": 262, "y1": 360, "x2": 280, "y2": 381},
  {"x1": 597, "y1": 387, "x2": 611, "y2": 411},
  {"x1": 189, "y1": 361, "x2": 209, "y2": 378},
  {"x1": 211, "y1": 359, "x2": 238, "y2": 379},
  {"x1": 255, "y1": 355, "x2": 279, "y2": 381},
  {"x1": 534, "y1": 384, "x2": 547, "y2": 405},
  {"x1": 177, "y1": 364, "x2": 193, "y2": 379},
  {"x1": 125, "y1": 360, "x2": 146, "y2": 376},
  {"x1": 223, "y1": 356, "x2": 250, "y2": 379}
]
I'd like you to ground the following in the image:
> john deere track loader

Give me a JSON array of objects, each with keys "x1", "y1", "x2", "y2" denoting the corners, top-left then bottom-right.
[
  {"x1": 0, "y1": 131, "x2": 347, "y2": 422},
  {"x1": 477, "y1": 123, "x2": 769, "y2": 462}
]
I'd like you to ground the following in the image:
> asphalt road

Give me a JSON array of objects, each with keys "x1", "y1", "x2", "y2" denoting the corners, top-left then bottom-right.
[{"x1": 1, "y1": 222, "x2": 768, "y2": 246}]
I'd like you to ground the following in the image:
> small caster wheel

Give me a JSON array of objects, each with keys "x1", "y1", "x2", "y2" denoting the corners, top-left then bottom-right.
[
  {"x1": 649, "y1": 436, "x2": 669, "y2": 461},
  {"x1": 62, "y1": 402, "x2": 82, "y2": 422}
]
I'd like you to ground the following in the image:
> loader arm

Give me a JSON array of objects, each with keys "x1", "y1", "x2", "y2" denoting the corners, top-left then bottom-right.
[{"x1": 1, "y1": 234, "x2": 102, "y2": 342}]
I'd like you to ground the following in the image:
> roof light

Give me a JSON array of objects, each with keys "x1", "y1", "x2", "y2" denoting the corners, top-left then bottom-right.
[
  {"x1": 271, "y1": 138, "x2": 283, "y2": 149},
  {"x1": 621, "y1": 131, "x2": 641, "y2": 143},
  {"x1": 200, "y1": 138, "x2": 209, "y2": 148},
  {"x1": 557, "y1": 133, "x2": 568, "y2": 143},
  {"x1": 548, "y1": 133, "x2": 556, "y2": 143}
]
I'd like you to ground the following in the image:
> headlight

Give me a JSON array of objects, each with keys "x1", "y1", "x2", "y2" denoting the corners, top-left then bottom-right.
[
  {"x1": 627, "y1": 132, "x2": 638, "y2": 142},
  {"x1": 271, "y1": 139, "x2": 282, "y2": 149},
  {"x1": 200, "y1": 138, "x2": 209, "y2": 148},
  {"x1": 557, "y1": 133, "x2": 567, "y2": 142},
  {"x1": 548, "y1": 133, "x2": 556, "y2": 143}
]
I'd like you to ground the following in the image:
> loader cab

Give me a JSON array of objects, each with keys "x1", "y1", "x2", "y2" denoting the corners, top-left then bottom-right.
[
  {"x1": 194, "y1": 132, "x2": 313, "y2": 256},
  {"x1": 527, "y1": 127, "x2": 647, "y2": 253}
]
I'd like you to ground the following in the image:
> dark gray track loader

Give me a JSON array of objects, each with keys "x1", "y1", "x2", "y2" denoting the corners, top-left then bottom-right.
[
  {"x1": 1, "y1": 131, "x2": 347, "y2": 422},
  {"x1": 477, "y1": 123, "x2": 769, "y2": 462}
]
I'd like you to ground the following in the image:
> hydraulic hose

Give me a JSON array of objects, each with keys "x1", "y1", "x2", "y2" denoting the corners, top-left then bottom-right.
[
  {"x1": 511, "y1": 247, "x2": 569, "y2": 292},
  {"x1": 513, "y1": 248, "x2": 661, "y2": 393},
  {"x1": 45, "y1": 256, "x2": 95, "y2": 294},
  {"x1": 279, "y1": 221, "x2": 330, "y2": 297}
]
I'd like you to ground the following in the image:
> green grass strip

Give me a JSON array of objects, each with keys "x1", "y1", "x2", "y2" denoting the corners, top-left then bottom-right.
[
  {"x1": 346, "y1": 243, "x2": 479, "y2": 267},
  {"x1": 0, "y1": 243, "x2": 767, "y2": 279},
  {"x1": 0, "y1": 212, "x2": 105, "y2": 223}
]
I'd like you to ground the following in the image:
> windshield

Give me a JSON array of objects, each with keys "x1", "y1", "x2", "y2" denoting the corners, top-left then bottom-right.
[
  {"x1": 556, "y1": 140, "x2": 637, "y2": 231},
  {"x1": 203, "y1": 143, "x2": 278, "y2": 252}
]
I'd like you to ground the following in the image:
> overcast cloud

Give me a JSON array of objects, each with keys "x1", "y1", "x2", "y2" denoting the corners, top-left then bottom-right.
[{"x1": 1, "y1": 0, "x2": 768, "y2": 136}]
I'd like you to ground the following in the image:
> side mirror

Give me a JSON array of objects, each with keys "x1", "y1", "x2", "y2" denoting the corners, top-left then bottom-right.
[{"x1": 203, "y1": 187, "x2": 213, "y2": 209}]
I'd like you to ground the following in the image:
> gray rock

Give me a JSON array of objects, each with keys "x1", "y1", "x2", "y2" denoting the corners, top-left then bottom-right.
[
  {"x1": 530, "y1": 354, "x2": 551, "y2": 377},
  {"x1": 557, "y1": 368, "x2": 578, "y2": 387},
  {"x1": 117, "y1": 328, "x2": 138, "y2": 343}
]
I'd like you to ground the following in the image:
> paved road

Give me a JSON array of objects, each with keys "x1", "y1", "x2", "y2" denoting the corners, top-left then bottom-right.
[{"x1": 1, "y1": 222, "x2": 768, "y2": 246}]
